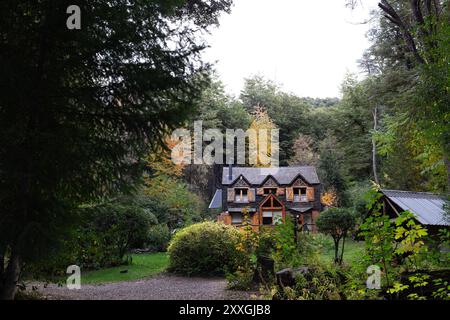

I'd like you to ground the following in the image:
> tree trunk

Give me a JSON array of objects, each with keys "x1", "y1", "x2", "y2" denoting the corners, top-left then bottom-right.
[
  {"x1": 0, "y1": 246, "x2": 5, "y2": 277},
  {"x1": 378, "y1": 0, "x2": 426, "y2": 65},
  {"x1": 372, "y1": 106, "x2": 380, "y2": 185},
  {"x1": 333, "y1": 237, "x2": 340, "y2": 264},
  {"x1": 340, "y1": 234, "x2": 346, "y2": 265},
  {"x1": 0, "y1": 251, "x2": 22, "y2": 300}
]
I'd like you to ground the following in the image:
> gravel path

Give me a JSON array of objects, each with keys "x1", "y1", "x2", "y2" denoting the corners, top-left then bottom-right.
[{"x1": 31, "y1": 274, "x2": 254, "y2": 300}]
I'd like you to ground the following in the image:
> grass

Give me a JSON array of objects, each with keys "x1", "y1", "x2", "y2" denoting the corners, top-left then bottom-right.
[
  {"x1": 81, "y1": 252, "x2": 169, "y2": 284},
  {"x1": 318, "y1": 236, "x2": 366, "y2": 267}
]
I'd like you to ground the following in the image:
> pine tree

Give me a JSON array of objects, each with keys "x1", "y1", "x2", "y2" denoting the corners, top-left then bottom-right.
[{"x1": 0, "y1": 0, "x2": 232, "y2": 299}]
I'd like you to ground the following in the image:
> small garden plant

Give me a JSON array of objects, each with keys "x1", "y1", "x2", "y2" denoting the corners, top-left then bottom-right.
[{"x1": 316, "y1": 208, "x2": 356, "y2": 265}]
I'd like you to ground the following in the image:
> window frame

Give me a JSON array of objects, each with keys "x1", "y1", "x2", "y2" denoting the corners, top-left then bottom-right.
[
  {"x1": 293, "y1": 187, "x2": 308, "y2": 202},
  {"x1": 234, "y1": 188, "x2": 249, "y2": 203},
  {"x1": 261, "y1": 210, "x2": 283, "y2": 225},
  {"x1": 231, "y1": 213, "x2": 243, "y2": 224}
]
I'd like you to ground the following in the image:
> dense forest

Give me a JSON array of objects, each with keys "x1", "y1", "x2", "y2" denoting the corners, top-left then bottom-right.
[
  {"x1": 174, "y1": 0, "x2": 449, "y2": 213},
  {"x1": 0, "y1": 0, "x2": 448, "y2": 300}
]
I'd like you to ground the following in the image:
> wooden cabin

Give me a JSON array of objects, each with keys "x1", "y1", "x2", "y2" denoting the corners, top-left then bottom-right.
[{"x1": 209, "y1": 166, "x2": 323, "y2": 232}]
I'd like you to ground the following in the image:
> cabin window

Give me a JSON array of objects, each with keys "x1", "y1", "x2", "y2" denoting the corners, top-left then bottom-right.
[
  {"x1": 262, "y1": 211, "x2": 283, "y2": 225},
  {"x1": 231, "y1": 213, "x2": 243, "y2": 224},
  {"x1": 234, "y1": 188, "x2": 248, "y2": 203},
  {"x1": 293, "y1": 187, "x2": 307, "y2": 202},
  {"x1": 273, "y1": 211, "x2": 283, "y2": 225},
  {"x1": 263, "y1": 188, "x2": 277, "y2": 196}
]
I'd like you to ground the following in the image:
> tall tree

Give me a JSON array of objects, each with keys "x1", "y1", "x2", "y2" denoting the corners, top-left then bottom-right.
[
  {"x1": 372, "y1": 106, "x2": 380, "y2": 184},
  {"x1": 365, "y1": 0, "x2": 449, "y2": 191},
  {"x1": 184, "y1": 77, "x2": 251, "y2": 199},
  {"x1": 248, "y1": 105, "x2": 278, "y2": 167},
  {"x1": 0, "y1": 0, "x2": 232, "y2": 299},
  {"x1": 377, "y1": 0, "x2": 445, "y2": 65},
  {"x1": 334, "y1": 75, "x2": 374, "y2": 183},
  {"x1": 240, "y1": 76, "x2": 309, "y2": 164},
  {"x1": 288, "y1": 134, "x2": 319, "y2": 166},
  {"x1": 318, "y1": 134, "x2": 347, "y2": 205}
]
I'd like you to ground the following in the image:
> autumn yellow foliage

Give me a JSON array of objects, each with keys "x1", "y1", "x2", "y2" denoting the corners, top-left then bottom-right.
[
  {"x1": 249, "y1": 105, "x2": 278, "y2": 167},
  {"x1": 321, "y1": 190, "x2": 338, "y2": 207}
]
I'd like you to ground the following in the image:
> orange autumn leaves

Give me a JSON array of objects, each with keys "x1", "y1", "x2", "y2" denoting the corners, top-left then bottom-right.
[{"x1": 321, "y1": 190, "x2": 338, "y2": 208}]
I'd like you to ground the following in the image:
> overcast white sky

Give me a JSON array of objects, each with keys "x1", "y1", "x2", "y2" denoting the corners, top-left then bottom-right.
[{"x1": 203, "y1": 0, "x2": 380, "y2": 98}]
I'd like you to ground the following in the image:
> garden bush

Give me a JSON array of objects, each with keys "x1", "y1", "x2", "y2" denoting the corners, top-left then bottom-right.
[
  {"x1": 25, "y1": 201, "x2": 155, "y2": 277},
  {"x1": 167, "y1": 221, "x2": 244, "y2": 276},
  {"x1": 261, "y1": 263, "x2": 347, "y2": 300},
  {"x1": 272, "y1": 216, "x2": 303, "y2": 268},
  {"x1": 226, "y1": 267, "x2": 255, "y2": 290},
  {"x1": 147, "y1": 224, "x2": 171, "y2": 252},
  {"x1": 74, "y1": 203, "x2": 154, "y2": 268}
]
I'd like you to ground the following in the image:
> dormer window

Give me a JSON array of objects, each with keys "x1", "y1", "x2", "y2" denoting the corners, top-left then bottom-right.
[
  {"x1": 293, "y1": 187, "x2": 307, "y2": 202},
  {"x1": 263, "y1": 188, "x2": 277, "y2": 196},
  {"x1": 234, "y1": 188, "x2": 248, "y2": 203}
]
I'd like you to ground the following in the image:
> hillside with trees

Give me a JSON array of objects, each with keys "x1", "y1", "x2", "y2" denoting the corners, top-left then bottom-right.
[{"x1": 0, "y1": 0, "x2": 448, "y2": 302}]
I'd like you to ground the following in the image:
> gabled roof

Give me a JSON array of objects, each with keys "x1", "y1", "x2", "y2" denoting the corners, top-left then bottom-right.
[
  {"x1": 381, "y1": 189, "x2": 449, "y2": 226},
  {"x1": 260, "y1": 193, "x2": 284, "y2": 208},
  {"x1": 208, "y1": 189, "x2": 222, "y2": 209},
  {"x1": 222, "y1": 166, "x2": 320, "y2": 185}
]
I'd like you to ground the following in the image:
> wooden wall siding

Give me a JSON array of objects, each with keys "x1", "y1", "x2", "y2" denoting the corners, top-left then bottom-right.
[
  {"x1": 276, "y1": 187, "x2": 285, "y2": 196},
  {"x1": 248, "y1": 188, "x2": 255, "y2": 202},
  {"x1": 222, "y1": 172, "x2": 323, "y2": 224},
  {"x1": 252, "y1": 212, "x2": 260, "y2": 225},
  {"x1": 227, "y1": 188, "x2": 234, "y2": 202},
  {"x1": 292, "y1": 177, "x2": 308, "y2": 187},
  {"x1": 226, "y1": 185, "x2": 321, "y2": 208},
  {"x1": 218, "y1": 210, "x2": 319, "y2": 233},
  {"x1": 286, "y1": 187, "x2": 294, "y2": 201},
  {"x1": 306, "y1": 187, "x2": 315, "y2": 201},
  {"x1": 263, "y1": 177, "x2": 278, "y2": 187},
  {"x1": 233, "y1": 177, "x2": 250, "y2": 188},
  {"x1": 311, "y1": 210, "x2": 320, "y2": 232},
  {"x1": 218, "y1": 212, "x2": 260, "y2": 232},
  {"x1": 217, "y1": 212, "x2": 232, "y2": 225}
]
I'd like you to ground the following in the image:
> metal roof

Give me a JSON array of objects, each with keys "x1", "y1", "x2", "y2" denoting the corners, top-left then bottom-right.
[
  {"x1": 208, "y1": 189, "x2": 222, "y2": 209},
  {"x1": 222, "y1": 166, "x2": 320, "y2": 185},
  {"x1": 381, "y1": 189, "x2": 449, "y2": 226}
]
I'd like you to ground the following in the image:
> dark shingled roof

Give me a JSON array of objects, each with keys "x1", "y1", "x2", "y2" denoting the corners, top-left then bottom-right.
[
  {"x1": 381, "y1": 189, "x2": 449, "y2": 226},
  {"x1": 222, "y1": 166, "x2": 320, "y2": 185}
]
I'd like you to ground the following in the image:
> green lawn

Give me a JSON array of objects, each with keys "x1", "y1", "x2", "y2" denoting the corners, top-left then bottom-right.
[
  {"x1": 81, "y1": 252, "x2": 169, "y2": 284},
  {"x1": 318, "y1": 237, "x2": 365, "y2": 266},
  {"x1": 78, "y1": 240, "x2": 364, "y2": 284}
]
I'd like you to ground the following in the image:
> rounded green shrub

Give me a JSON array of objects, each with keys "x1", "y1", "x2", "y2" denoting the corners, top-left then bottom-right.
[{"x1": 167, "y1": 221, "x2": 244, "y2": 276}]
